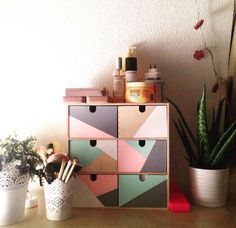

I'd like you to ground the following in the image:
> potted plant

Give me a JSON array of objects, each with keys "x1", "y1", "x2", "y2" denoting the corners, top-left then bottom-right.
[
  {"x1": 166, "y1": 86, "x2": 236, "y2": 207},
  {"x1": 0, "y1": 134, "x2": 42, "y2": 225}
]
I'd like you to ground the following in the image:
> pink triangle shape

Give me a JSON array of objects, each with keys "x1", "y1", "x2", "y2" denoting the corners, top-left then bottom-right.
[{"x1": 69, "y1": 116, "x2": 115, "y2": 138}]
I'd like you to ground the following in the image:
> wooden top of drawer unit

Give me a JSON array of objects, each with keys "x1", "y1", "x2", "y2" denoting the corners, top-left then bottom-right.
[{"x1": 67, "y1": 103, "x2": 169, "y2": 106}]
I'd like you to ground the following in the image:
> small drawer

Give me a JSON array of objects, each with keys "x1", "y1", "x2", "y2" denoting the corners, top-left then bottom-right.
[
  {"x1": 69, "y1": 105, "x2": 117, "y2": 138},
  {"x1": 69, "y1": 139, "x2": 117, "y2": 173},
  {"x1": 119, "y1": 174, "x2": 167, "y2": 208},
  {"x1": 118, "y1": 140, "x2": 167, "y2": 173},
  {"x1": 75, "y1": 174, "x2": 118, "y2": 207},
  {"x1": 118, "y1": 105, "x2": 168, "y2": 138}
]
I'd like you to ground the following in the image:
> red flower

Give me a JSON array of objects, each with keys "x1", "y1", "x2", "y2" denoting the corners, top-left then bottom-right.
[
  {"x1": 194, "y1": 19, "x2": 204, "y2": 30},
  {"x1": 193, "y1": 50, "x2": 205, "y2": 60}
]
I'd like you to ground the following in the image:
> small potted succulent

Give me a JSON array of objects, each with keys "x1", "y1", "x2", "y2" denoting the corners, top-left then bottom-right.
[
  {"x1": 167, "y1": 86, "x2": 236, "y2": 207},
  {"x1": 0, "y1": 134, "x2": 42, "y2": 225}
]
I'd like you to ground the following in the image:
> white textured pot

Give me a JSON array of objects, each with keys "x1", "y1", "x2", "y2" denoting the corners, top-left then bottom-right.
[
  {"x1": 189, "y1": 167, "x2": 229, "y2": 207},
  {"x1": 0, "y1": 164, "x2": 29, "y2": 225},
  {"x1": 44, "y1": 177, "x2": 74, "y2": 221}
]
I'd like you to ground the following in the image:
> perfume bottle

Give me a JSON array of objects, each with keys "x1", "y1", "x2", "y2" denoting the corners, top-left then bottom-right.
[{"x1": 113, "y1": 57, "x2": 126, "y2": 103}]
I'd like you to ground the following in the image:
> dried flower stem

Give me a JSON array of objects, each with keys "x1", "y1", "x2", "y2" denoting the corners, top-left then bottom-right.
[{"x1": 194, "y1": 0, "x2": 225, "y2": 85}]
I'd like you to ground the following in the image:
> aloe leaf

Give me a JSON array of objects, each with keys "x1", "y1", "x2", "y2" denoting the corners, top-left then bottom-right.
[
  {"x1": 173, "y1": 119, "x2": 196, "y2": 166},
  {"x1": 209, "y1": 99, "x2": 225, "y2": 153},
  {"x1": 214, "y1": 98, "x2": 225, "y2": 134},
  {"x1": 210, "y1": 128, "x2": 236, "y2": 168},
  {"x1": 212, "y1": 106, "x2": 216, "y2": 128},
  {"x1": 208, "y1": 107, "x2": 216, "y2": 152},
  {"x1": 166, "y1": 97, "x2": 198, "y2": 148},
  {"x1": 198, "y1": 85, "x2": 209, "y2": 163},
  {"x1": 209, "y1": 120, "x2": 236, "y2": 166}
]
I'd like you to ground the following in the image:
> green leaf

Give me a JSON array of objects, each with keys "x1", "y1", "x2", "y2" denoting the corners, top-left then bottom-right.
[
  {"x1": 166, "y1": 97, "x2": 198, "y2": 148},
  {"x1": 208, "y1": 99, "x2": 225, "y2": 152},
  {"x1": 214, "y1": 98, "x2": 225, "y2": 134},
  {"x1": 209, "y1": 120, "x2": 236, "y2": 167},
  {"x1": 173, "y1": 119, "x2": 197, "y2": 166},
  {"x1": 198, "y1": 85, "x2": 209, "y2": 164}
]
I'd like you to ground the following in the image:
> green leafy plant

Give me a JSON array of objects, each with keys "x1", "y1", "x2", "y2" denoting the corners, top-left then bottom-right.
[
  {"x1": 0, "y1": 134, "x2": 43, "y2": 178},
  {"x1": 166, "y1": 86, "x2": 236, "y2": 169}
]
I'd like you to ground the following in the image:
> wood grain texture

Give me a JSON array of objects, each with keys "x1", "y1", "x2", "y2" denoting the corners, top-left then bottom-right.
[
  {"x1": 67, "y1": 103, "x2": 169, "y2": 209},
  {"x1": 11, "y1": 189, "x2": 236, "y2": 228},
  {"x1": 118, "y1": 105, "x2": 168, "y2": 138},
  {"x1": 118, "y1": 106, "x2": 155, "y2": 138}
]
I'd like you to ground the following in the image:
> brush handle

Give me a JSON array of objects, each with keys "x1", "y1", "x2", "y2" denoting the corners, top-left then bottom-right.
[
  {"x1": 61, "y1": 160, "x2": 72, "y2": 182},
  {"x1": 58, "y1": 160, "x2": 66, "y2": 180},
  {"x1": 65, "y1": 160, "x2": 77, "y2": 183}
]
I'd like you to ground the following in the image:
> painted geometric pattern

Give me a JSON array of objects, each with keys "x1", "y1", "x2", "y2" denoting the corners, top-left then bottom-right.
[
  {"x1": 70, "y1": 140, "x2": 117, "y2": 172},
  {"x1": 69, "y1": 106, "x2": 117, "y2": 138},
  {"x1": 118, "y1": 140, "x2": 167, "y2": 172},
  {"x1": 74, "y1": 175, "x2": 118, "y2": 207},
  {"x1": 118, "y1": 106, "x2": 168, "y2": 138},
  {"x1": 119, "y1": 175, "x2": 167, "y2": 207}
]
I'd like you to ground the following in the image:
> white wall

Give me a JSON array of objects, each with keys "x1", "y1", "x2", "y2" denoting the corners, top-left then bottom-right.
[{"x1": 0, "y1": 0, "x2": 234, "y2": 195}]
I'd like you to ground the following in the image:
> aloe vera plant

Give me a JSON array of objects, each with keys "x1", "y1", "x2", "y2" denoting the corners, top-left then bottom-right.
[{"x1": 167, "y1": 86, "x2": 236, "y2": 169}]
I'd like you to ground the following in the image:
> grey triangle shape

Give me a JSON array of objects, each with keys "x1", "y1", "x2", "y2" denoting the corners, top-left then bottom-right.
[
  {"x1": 121, "y1": 180, "x2": 167, "y2": 208},
  {"x1": 70, "y1": 106, "x2": 117, "y2": 137},
  {"x1": 141, "y1": 141, "x2": 167, "y2": 172}
]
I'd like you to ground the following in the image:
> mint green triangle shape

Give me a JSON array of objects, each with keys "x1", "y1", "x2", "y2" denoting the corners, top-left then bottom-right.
[
  {"x1": 70, "y1": 140, "x2": 101, "y2": 166},
  {"x1": 119, "y1": 175, "x2": 167, "y2": 206},
  {"x1": 126, "y1": 140, "x2": 156, "y2": 158}
]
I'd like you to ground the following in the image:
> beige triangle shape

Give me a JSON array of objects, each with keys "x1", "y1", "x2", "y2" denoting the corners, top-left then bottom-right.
[
  {"x1": 82, "y1": 152, "x2": 117, "y2": 172},
  {"x1": 96, "y1": 140, "x2": 117, "y2": 160},
  {"x1": 118, "y1": 106, "x2": 155, "y2": 138},
  {"x1": 134, "y1": 106, "x2": 167, "y2": 138},
  {"x1": 73, "y1": 177, "x2": 104, "y2": 207}
]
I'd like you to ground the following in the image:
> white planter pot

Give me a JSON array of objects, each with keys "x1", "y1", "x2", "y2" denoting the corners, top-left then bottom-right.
[
  {"x1": 0, "y1": 164, "x2": 29, "y2": 225},
  {"x1": 189, "y1": 167, "x2": 229, "y2": 207},
  {"x1": 44, "y1": 178, "x2": 74, "y2": 221}
]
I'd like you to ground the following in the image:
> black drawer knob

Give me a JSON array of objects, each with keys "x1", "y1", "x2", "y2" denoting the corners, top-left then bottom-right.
[
  {"x1": 139, "y1": 174, "x2": 146, "y2": 182},
  {"x1": 89, "y1": 106, "x2": 96, "y2": 113},
  {"x1": 90, "y1": 174, "x2": 97, "y2": 181},
  {"x1": 139, "y1": 140, "x2": 146, "y2": 147},
  {"x1": 90, "y1": 140, "x2": 97, "y2": 147},
  {"x1": 139, "y1": 106, "x2": 146, "y2": 113}
]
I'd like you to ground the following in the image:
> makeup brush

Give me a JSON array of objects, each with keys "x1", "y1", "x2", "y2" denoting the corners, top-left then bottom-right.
[
  {"x1": 65, "y1": 159, "x2": 77, "y2": 183},
  {"x1": 61, "y1": 160, "x2": 72, "y2": 182},
  {"x1": 58, "y1": 159, "x2": 66, "y2": 180}
]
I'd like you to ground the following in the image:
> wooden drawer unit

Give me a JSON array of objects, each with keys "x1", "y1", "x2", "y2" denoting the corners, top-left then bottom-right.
[
  {"x1": 69, "y1": 139, "x2": 117, "y2": 173},
  {"x1": 118, "y1": 140, "x2": 167, "y2": 173},
  {"x1": 75, "y1": 174, "x2": 118, "y2": 207},
  {"x1": 118, "y1": 105, "x2": 168, "y2": 138},
  {"x1": 118, "y1": 174, "x2": 167, "y2": 208},
  {"x1": 66, "y1": 103, "x2": 169, "y2": 209},
  {"x1": 69, "y1": 105, "x2": 117, "y2": 138}
]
